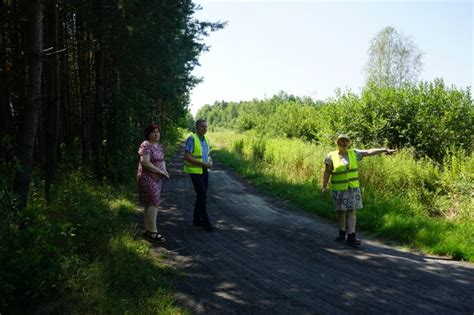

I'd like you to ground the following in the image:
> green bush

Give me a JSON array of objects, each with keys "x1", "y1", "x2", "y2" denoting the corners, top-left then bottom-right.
[{"x1": 199, "y1": 80, "x2": 473, "y2": 163}]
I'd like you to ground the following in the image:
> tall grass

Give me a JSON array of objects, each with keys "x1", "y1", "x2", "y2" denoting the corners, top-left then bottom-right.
[{"x1": 210, "y1": 130, "x2": 474, "y2": 261}]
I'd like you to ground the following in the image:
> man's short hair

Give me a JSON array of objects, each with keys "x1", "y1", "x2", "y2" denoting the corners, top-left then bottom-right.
[{"x1": 196, "y1": 119, "x2": 207, "y2": 128}]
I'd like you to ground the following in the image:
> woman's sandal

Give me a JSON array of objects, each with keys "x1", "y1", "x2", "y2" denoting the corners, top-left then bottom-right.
[{"x1": 143, "y1": 230, "x2": 166, "y2": 243}]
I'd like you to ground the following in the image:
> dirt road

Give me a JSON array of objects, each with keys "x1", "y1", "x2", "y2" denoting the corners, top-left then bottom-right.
[{"x1": 154, "y1": 146, "x2": 474, "y2": 314}]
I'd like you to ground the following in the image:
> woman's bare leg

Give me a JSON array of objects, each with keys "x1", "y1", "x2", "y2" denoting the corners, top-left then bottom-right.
[
  {"x1": 347, "y1": 209, "x2": 356, "y2": 234},
  {"x1": 337, "y1": 211, "x2": 346, "y2": 231},
  {"x1": 145, "y1": 206, "x2": 159, "y2": 232}
]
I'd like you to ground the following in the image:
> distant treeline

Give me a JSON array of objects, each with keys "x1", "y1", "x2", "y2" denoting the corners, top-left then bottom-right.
[{"x1": 197, "y1": 79, "x2": 473, "y2": 163}]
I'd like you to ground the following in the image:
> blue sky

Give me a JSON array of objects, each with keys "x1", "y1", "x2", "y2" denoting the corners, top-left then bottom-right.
[{"x1": 190, "y1": 0, "x2": 473, "y2": 116}]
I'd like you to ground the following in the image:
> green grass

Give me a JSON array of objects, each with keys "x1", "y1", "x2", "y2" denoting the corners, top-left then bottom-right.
[
  {"x1": 1, "y1": 170, "x2": 186, "y2": 314},
  {"x1": 0, "y1": 130, "x2": 191, "y2": 313},
  {"x1": 209, "y1": 130, "x2": 474, "y2": 262}
]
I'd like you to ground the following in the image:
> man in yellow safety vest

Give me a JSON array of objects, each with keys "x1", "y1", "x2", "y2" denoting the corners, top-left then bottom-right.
[{"x1": 184, "y1": 119, "x2": 215, "y2": 232}]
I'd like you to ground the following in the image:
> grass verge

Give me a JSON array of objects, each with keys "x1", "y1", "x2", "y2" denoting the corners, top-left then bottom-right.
[{"x1": 209, "y1": 130, "x2": 474, "y2": 262}]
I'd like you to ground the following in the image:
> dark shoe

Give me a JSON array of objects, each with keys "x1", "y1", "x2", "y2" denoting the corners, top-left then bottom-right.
[
  {"x1": 335, "y1": 230, "x2": 346, "y2": 242},
  {"x1": 203, "y1": 225, "x2": 216, "y2": 232},
  {"x1": 347, "y1": 233, "x2": 361, "y2": 246},
  {"x1": 144, "y1": 230, "x2": 166, "y2": 243},
  {"x1": 193, "y1": 221, "x2": 203, "y2": 227}
]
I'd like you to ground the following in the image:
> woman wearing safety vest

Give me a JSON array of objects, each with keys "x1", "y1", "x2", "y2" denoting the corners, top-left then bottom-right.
[{"x1": 322, "y1": 134, "x2": 397, "y2": 245}]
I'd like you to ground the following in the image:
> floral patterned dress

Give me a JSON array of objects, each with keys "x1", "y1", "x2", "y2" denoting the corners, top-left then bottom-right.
[{"x1": 137, "y1": 141, "x2": 165, "y2": 206}]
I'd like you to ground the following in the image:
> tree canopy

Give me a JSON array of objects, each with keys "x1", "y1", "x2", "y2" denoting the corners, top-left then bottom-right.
[
  {"x1": 1, "y1": 0, "x2": 224, "y2": 206},
  {"x1": 365, "y1": 26, "x2": 423, "y2": 88},
  {"x1": 197, "y1": 82, "x2": 473, "y2": 163}
]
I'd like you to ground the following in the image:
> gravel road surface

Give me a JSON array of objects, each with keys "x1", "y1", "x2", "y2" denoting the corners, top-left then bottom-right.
[{"x1": 151, "y1": 146, "x2": 474, "y2": 314}]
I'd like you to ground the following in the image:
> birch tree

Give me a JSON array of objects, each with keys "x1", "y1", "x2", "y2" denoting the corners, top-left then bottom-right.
[{"x1": 365, "y1": 26, "x2": 423, "y2": 88}]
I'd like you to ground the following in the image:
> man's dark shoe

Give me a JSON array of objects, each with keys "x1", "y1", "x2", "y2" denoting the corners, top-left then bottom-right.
[
  {"x1": 203, "y1": 225, "x2": 216, "y2": 232},
  {"x1": 335, "y1": 230, "x2": 346, "y2": 242},
  {"x1": 347, "y1": 232, "x2": 361, "y2": 246}
]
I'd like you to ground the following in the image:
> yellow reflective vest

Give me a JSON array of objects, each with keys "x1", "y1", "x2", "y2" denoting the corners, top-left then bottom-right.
[
  {"x1": 183, "y1": 134, "x2": 210, "y2": 174},
  {"x1": 330, "y1": 149, "x2": 360, "y2": 191}
]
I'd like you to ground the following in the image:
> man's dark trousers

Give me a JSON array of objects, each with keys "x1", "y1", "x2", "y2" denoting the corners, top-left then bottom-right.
[{"x1": 190, "y1": 168, "x2": 210, "y2": 226}]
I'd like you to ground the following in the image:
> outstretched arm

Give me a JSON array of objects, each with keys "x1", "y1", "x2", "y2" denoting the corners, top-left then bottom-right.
[{"x1": 360, "y1": 148, "x2": 397, "y2": 157}]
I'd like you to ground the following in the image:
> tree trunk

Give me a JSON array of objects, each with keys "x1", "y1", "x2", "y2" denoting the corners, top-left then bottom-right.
[
  {"x1": 10, "y1": 0, "x2": 28, "y2": 130},
  {"x1": 76, "y1": 14, "x2": 90, "y2": 165},
  {"x1": 61, "y1": 2, "x2": 71, "y2": 149},
  {"x1": 45, "y1": 0, "x2": 61, "y2": 199},
  {"x1": 13, "y1": 0, "x2": 43, "y2": 208},
  {"x1": 93, "y1": 48, "x2": 104, "y2": 177},
  {"x1": 159, "y1": 98, "x2": 165, "y2": 141},
  {"x1": 0, "y1": 9, "x2": 11, "y2": 138}
]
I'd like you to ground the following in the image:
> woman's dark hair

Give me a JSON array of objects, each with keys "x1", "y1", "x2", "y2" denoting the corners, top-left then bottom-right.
[{"x1": 144, "y1": 123, "x2": 160, "y2": 140}]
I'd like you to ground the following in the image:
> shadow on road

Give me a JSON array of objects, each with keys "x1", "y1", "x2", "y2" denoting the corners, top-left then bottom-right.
[{"x1": 150, "y1": 145, "x2": 474, "y2": 314}]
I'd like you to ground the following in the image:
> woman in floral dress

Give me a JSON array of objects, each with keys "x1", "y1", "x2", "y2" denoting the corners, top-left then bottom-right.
[
  {"x1": 137, "y1": 123, "x2": 169, "y2": 242},
  {"x1": 322, "y1": 134, "x2": 396, "y2": 246}
]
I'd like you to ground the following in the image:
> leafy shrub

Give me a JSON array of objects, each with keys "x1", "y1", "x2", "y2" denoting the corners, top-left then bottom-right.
[{"x1": 198, "y1": 80, "x2": 473, "y2": 163}]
